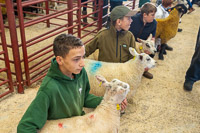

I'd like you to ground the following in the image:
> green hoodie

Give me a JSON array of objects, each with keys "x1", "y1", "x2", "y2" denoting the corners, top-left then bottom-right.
[{"x1": 17, "y1": 58, "x2": 103, "y2": 133}]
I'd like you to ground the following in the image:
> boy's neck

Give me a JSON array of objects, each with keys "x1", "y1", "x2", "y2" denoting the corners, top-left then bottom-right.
[
  {"x1": 59, "y1": 66, "x2": 74, "y2": 79},
  {"x1": 143, "y1": 19, "x2": 147, "y2": 25},
  {"x1": 67, "y1": 74, "x2": 74, "y2": 79}
]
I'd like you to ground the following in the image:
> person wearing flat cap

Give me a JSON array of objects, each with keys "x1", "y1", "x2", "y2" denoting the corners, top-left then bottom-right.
[{"x1": 85, "y1": 5, "x2": 138, "y2": 63}]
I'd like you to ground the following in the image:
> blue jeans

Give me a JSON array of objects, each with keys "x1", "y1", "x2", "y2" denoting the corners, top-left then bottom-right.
[
  {"x1": 185, "y1": 26, "x2": 200, "y2": 83},
  {"x1": 186, "y1": 0, "x2": 193, "y2": 8}
]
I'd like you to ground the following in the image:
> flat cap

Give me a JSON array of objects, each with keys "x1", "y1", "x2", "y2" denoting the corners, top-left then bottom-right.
[{"x1": 110, "y1": 6, "x2": 137, "y2": 21}]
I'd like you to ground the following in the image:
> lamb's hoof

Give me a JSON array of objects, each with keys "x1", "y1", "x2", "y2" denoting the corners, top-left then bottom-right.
[
  {"x1": 159, "y1": 54, "x2": 164, "y2": 60},
  {"x1": 165, "y1": 44, "x2": 173, "y2": 51},
  {"x1": 178, "y1": 28, "x2": 183, "y2": 32}
]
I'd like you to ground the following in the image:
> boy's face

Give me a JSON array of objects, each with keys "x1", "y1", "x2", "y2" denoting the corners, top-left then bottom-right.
[
  {"x1": 143, "y1": 12, "x2": 155, "y2": 23},
  {"x1": 56, "y1": 46, "x2": 85, "y2": 77},
  {"x1": 119, "y1": 16, "x2": 133, "y2": 31}
]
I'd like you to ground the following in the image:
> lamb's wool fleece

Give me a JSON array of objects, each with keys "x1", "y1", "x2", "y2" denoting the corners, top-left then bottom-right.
[
  {"x1": 155, "y1": 9, "x2": 180, "y2": 44},
  {"x1": 39, "y1": 101, "x2": 120, "y2": 133},
  {"x1": 85, "y1": 59, "x2": 143, "y2": 100},
  {"x1": 155, "y1": 4, "x2": 187, "y2": 44},
  {"x1": 39, "y1": 76, "x2": 130, "y2": 133}
]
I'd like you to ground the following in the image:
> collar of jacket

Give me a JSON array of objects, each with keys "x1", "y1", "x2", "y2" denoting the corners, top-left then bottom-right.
[{"x1": 109, "y1": 24, "x2": 128, "y2": 36}]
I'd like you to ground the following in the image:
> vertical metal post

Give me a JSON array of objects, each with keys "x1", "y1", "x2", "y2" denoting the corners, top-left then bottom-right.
[
  {"x1": 5, "y1": 0, "x2": 24, "y2": 93},
  {"x1": 0, "y1": 5, "x2": 14, "y2": 93},
  {"x1": 16, "y1": 0, "x2": 31, "y2": 86},
  {"x1": 67, "y1": 0, "x2": 73, "y2": 34},
  {"x1": 45, "y1": 0, "x2": 50, "y2": 27},
  {"x1": 132, "y1": 0, "x2": 136, "y2": 9},
  {"x1": 97, "y1": 0, "x2": 103, "y2": 30},
  {"x1": 77, "y1": 0, "x2": 81, "y2": 38}
]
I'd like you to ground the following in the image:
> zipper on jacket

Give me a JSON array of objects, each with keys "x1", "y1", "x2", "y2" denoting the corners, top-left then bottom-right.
[
  {"x1": 120, "y1": 45, "x2": 122, "y2": 63},
  {"x1": 137, "y1": 25, "x2": 144, "y2": 38},
  {"x1": 116, "y1": 31, "x2": 119, "y2": 57}
]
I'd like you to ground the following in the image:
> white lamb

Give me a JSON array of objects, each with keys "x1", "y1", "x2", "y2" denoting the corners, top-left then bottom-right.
[
  {"x1": 85, "y1": 48, "x2": 156, "y2": 102},
  {"x1": 39, "y1": 75, "x2": 130, "y2": 133},
  {"x1": 136, "y1": 34, "x2": 157, "y2": 55}
]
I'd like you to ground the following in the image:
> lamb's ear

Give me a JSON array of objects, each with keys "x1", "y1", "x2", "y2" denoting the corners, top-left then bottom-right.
[
  {"x1": 95, "y1": 75, "x2": 109, "y2": 87},
  {"x1": 137, "y1": 38, "x2": 145, "y2": 43},
  {"x1": 129, "y1": 47, "x2": 139, "y2": 57},
  {"x1": 147, "y1": 34, "x2": 152, "y2": 41}
]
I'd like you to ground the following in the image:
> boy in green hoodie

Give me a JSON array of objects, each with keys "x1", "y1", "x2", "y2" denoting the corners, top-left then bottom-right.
[{"x1": 17, "y1": 34, "x2": 108, "y2": 132}]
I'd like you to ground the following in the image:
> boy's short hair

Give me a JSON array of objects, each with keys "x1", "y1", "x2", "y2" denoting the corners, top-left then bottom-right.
[
  {"x1": 141, "y1": 2, "x2": 157, "y2": 15},
  {"x1": 53, "y1": 34, "x2": 83, "y2": 58}
]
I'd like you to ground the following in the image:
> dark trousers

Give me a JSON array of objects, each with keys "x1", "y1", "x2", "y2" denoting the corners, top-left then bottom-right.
[
  {"x1": 82, "y1": 0, "x2": 108, "y2": 16},
  {"x1": 185, "y1": 26, "x2": 200, "y2": 83},
  {"x1": 82, "y1": 0, "x2": 88, "y2": 11}
]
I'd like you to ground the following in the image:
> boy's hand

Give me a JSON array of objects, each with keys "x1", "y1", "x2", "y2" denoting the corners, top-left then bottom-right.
[
  {"x1": 121, "y1": 98, "x2": 128, "y2": 111},
  {"x1": 144, "y1": 50, "x2": 151, "y2": 55},
  {"x1": 144, "y1": 67, "x2": 149, "y2": 71}
]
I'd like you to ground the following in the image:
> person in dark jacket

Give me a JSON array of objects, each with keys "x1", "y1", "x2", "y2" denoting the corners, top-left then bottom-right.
[
  {"x1": 184, "y1": 26, "x2": 200, "y2": 91},
  {"x1": 17, "y1": 34, "x2": 127, "y2": 132},
  {"x1": 129, "y1": 2, "x2": 157, "y2": 79},
  {"x1": 85, "y1": 5, "x2": 137, "y2": 63}
]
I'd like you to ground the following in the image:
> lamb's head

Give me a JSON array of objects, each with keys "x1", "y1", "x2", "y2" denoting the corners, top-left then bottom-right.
[
  {"x1": 95, "y1": 75, "x2": 130, "y2": 104},
  {"x1": 167, "y1": 4, "x2": 187, "y2": 18},
  {"x1": 129, "y1": 47, "x2": 156, "y2": 70},
  {"x1": 137, "y1": 34, "x2": 157, "y2": 55}
]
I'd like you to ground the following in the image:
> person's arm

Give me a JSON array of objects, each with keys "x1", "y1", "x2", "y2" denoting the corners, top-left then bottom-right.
[
  {"x1": 152, "y1": 20, "x2": 157, "y2": 38},
  {"x1": 17, "y1": 91, "x2": 49, "y2": 133},
  {"x1": 84, "y1": 79, "x2": 103, "y2": 108},
  {"x1": 85, "y1": 35, "x2": 99, "y2": 57}
]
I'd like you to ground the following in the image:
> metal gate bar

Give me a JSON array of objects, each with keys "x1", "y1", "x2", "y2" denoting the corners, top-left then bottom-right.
[{"x1": 0, "y1": 5, "x2": 14, "y2": 98}]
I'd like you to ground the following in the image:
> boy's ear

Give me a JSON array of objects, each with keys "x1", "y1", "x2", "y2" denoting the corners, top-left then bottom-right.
[
  {"x1": 56, "y1": 56, "x2": 63, "y2": 65},
  {"x1": 143, "y1": 13, "x2": 147, "y2": 17},
  {"x1": 116, "y1": 19, "x2": 121, "y2": 26}
]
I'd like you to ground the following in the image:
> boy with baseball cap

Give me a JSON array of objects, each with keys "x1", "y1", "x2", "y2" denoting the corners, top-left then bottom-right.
[{"x1": 85, "y1": 5, "x2": 137, "y2": 63}]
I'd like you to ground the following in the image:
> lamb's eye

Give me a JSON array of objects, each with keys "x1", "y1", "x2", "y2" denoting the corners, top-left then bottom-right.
[
  {"x1": 147, "y1": 58, "x2": 150, "y2": 61},
  {"x1": 146, "y1": 43, "x2": 150, "y2": 48},
  {"x1": 123, "y1": 84, "x2": 127, "y2": 88}
]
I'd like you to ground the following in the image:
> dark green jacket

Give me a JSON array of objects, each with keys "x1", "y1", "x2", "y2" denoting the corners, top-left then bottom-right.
[
  {"x1": 17, "y1": 58, "x2": 102, "y2": 133},
  {"x1": 85, "y1": 25, "x2": 136, "y2": 63}
]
